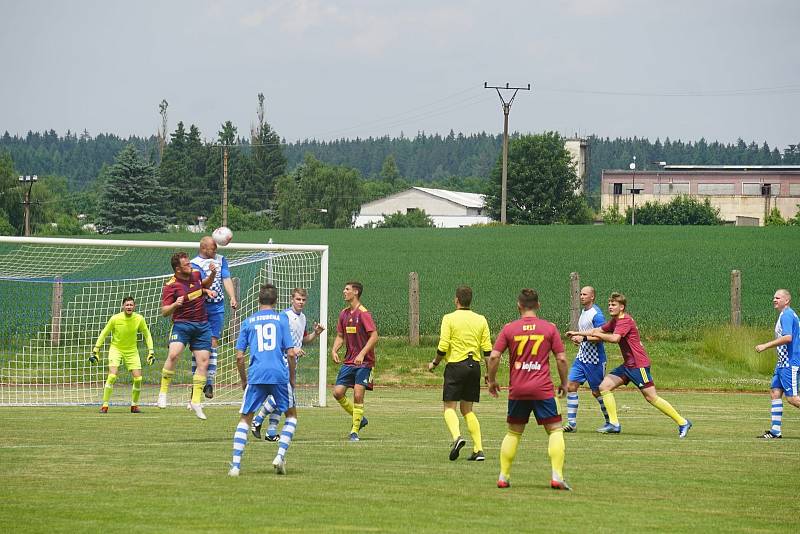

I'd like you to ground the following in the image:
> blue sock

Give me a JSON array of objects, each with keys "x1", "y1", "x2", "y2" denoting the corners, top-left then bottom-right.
[
  {"x1": 771, "y1": 399, "x2": 783, "y2": 435},
  {"x1": 276, "y1": 417, "x2": 297, "y2": 460},
  {"x1": 207, "y1": 347, "x2": 218, "y2": 386},
  {"x1": 268, "y1": 413, "x2": 281, "y2": 436},
  {"x1": 253, "y1": 395, "x2": 276, "y2": 427},
  {"x1": 596, "y1": 393, "x2": 609, "y2": 423},
  {"x1": 566, "y1": 393, "x2": 579, "y2": 427},
  {"x1": 232, "y1": 422, "x2": 249, "y2": 470}
]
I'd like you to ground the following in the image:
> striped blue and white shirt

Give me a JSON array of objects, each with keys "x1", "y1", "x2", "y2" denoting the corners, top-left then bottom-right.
[{"x1": 576, "y1": 304, "x2": 607, "y2": 365}]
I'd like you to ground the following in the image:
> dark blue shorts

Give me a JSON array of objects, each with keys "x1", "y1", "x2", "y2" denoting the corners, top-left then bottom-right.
[
  {"x1": 207, "y1": 311, "x2": 224, "y2": 339},
  {"x1": 169, "y1": 321, "x2": 212, "y2": 351},
  {"x1": 568, "y1": 360, "x2": 606, "y2": 391},
  {"x1": 240, "y1": 383, "x2": 291, "y2": 415},
  {"x1": 335, "y1": 365, "x2": 374, "y2": 390},
  {"x1": 610, "y1": 365, "x2": 654, "y2": 389},
  {"x1": 507, "y1": 398, "x2": 562, "y2": 425}
]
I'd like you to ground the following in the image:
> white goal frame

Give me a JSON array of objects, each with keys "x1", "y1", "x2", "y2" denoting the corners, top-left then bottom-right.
[{"x1": 0, "y1": 236, "x2": 329, "y2": 407}]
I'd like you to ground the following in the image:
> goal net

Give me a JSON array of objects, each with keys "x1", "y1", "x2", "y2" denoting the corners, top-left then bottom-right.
[{"x1": 0, "y1": 236, "x2": 329, "y2": 408}]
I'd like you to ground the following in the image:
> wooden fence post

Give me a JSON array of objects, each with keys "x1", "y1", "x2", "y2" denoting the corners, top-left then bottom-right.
[
  {"x1": 51, "y1": 277, "x2": 63, "y2": 346},
  {"x1": 409, "y1": 272, "x2": 420, "y2": 346},
  {"x1": 731, "y1": 270, "x2": 741, "y2": 327},
  {"x1": 569, "y1": 272, "x2": 580, "y2": 331}
]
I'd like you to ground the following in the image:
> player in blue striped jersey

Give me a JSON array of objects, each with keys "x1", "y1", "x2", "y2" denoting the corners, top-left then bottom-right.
[
  {"x1": 755, "y1": 289, "x2": 800, "y2": 439},
  {"x1": 191, "y1": 236, "x2": 238, "y2": 399},
  {"x1": 251, "y1": 288, "x2": 325, "y2": 443},
  {"x1": 563, "y1": 286, "x2": 610, "y2": 432},
  {"x1": 228, "y1": 284, "x2": 296, "y2": 477}
]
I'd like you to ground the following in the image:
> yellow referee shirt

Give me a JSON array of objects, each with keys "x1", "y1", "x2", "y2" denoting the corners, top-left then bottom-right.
[{"x1": 437, "y1": 309, "x2": 492, "y2": 363}]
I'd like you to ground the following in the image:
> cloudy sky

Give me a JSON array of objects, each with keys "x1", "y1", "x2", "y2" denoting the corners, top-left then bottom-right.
[{"x1": 2, "y1": 0, "x2": 799, "y2": 148}]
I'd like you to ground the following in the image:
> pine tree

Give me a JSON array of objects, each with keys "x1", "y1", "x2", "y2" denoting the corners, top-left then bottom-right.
[{"x1": 98, "y1": 145, "x2": 167, "y2": 233}]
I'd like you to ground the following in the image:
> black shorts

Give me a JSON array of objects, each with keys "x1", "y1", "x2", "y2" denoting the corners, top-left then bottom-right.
[{"x1": 443, "y1": 359, "x2": 481, "y2": 402}]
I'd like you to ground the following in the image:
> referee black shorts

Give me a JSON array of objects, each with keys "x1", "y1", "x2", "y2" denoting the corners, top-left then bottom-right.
[{"x1": 442, "y1": 358, "x2": 481, "y2": 402}]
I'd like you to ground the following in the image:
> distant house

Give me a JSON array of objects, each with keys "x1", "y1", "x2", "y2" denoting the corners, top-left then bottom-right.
[{"x1": 355, "y1": 187, "x2": 491, "y2": 228}]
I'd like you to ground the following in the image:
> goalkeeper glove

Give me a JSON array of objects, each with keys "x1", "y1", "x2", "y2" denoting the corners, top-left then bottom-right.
[
  {"x1": 88, "y1": 348, "x2": 99, "y2": 364},
  {"x1": 146, "y1": 351, "x2": 155, "y2": 366}
]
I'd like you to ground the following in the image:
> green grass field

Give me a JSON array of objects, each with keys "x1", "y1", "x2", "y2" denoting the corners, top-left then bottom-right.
[
  {"x1": 129, "y1": 225, "x2": 799, "y2": 338},
  {"x1": 0, "y1": 388, "x2": 796, "y2": 533}
]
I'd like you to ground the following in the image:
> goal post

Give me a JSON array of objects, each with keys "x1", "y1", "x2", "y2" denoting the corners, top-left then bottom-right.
[{"x1": 0, "y1": 236, "x2": 329, "y2": 408}]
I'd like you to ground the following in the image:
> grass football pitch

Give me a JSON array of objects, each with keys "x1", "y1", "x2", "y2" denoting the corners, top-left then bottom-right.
[{"x1": 1, "y1": 388, "x2": 796, "y2": 533}]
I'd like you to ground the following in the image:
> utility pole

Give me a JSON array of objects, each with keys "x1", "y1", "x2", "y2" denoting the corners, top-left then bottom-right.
[
  {"x1": 222, "y1": 147, "x2": 229, "y2": 227},
  {"x1": 484, "y1": 82, "x2": 531, "y2": 224},
  {"x1": 19, "y1": 174, "x2": 38, "y2": 236},
  {"x1": 158, "y1": 100, "x2": 168, "y2": 162}
]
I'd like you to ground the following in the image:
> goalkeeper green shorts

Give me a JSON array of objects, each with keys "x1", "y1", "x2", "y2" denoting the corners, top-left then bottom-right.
[{"x1": 108, "y1": 346, "x2": 142, "y2": 371}]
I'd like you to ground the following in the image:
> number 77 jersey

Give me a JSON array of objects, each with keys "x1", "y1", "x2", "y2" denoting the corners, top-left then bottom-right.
[
  {"x1": 236, "y1": 309, "x2": 294, "y2": 384},
  {"x1": 493, "y1": 317, "x2": 565, "y2": 400}
]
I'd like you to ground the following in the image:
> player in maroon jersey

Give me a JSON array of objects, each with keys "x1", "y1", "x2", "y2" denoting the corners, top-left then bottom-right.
[
  {"x1": 486, "y1": 288, "x2": 571, "y2": 491},
  {"x1": 567, "y1": 292, "x2": 692, "y2": 438}
]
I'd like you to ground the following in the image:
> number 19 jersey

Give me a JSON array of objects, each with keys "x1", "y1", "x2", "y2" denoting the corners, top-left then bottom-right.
[{"x1": 235, "y1": 309, "x2": 294, "y2": 384}]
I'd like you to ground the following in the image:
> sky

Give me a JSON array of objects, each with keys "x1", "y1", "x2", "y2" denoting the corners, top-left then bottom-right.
[{"x1": 2, "y1": 0, "x2": 799, "y2": 149}]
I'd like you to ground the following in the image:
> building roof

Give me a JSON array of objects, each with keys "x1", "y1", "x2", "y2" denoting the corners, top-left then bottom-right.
[{"x1": 411, "y1": 187, "x2": 485, "y2": 208}]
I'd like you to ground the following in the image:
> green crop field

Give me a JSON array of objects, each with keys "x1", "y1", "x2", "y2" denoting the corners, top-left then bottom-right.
[
  {"x1": 121, "y1": 225, "x2": 799, "y2": 338},
  {"x1": 1, "y1": 389, "x2": 796, "y2": 533}
]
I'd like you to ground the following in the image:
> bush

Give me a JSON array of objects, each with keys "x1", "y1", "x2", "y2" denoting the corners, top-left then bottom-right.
[
  {"x1": 0, "y1": 210, "x2": 15, "y2": 236},
  {"x1": 601, "y1": 204, "x2": 625, "y2": 225},
  {"x1": 376, "y1": 210, "x2": 435, "y2": 228},
  {"x1": 628, "y1": 195, "x2": 723, "y2": 225},
  {"x1": 206, "y1": 204, "x2": 272, "y2": 232},
  {"x1": 764, "y1": 206, "x2": 786, "y2": 226}
]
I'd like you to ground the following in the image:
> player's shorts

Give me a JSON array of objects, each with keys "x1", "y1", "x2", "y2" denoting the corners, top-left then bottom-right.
[
  {"x1": 443, "y1": 358, "x2": 481, "y2": 402},
  {"x1": 771, "y1": 366, "x2": 800, "y2": 397},
  {"x1": 169, "y1": 321, "x2": 212, "y2": 351},
  {"x1": 240, "y1": 383, "x2": 291, "y2": 415},
  {"x1": 610, "y1": 365, "x2": 654, "y2": 389},
  {"x1": 108, "y1": 346, "x2": 142, "y2": 371},
  {"x1": 507, "y1": 397, "x2": 562, "y2": 425},
  {"x1": 568, "y1": 359, "x2": 607, "y2": 390},
  {"x1": 335, "y1": 365, "x2": 374, "y2": 390},
  {"x1": 207, "y1": 311, "x2": 224, "y2": 340}
]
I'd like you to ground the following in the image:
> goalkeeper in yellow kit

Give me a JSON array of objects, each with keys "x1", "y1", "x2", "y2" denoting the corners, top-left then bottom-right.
[{"x1": 90, "y1": 296, "x2": 155, "y2": 413}]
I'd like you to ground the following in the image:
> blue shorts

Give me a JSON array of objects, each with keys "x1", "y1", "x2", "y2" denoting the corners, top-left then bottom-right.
[
  {"x1": 240, "y1": 383, "x2": 291, "y2": 415},
  {"x1": 335, "y1": 365, "x2": 374, "y2": 390},
  {"x1": 568, "y1": 359, "x2": 607, "y2": 391},
  {"x1": 771, "y1": 366, "x2": 800, "y2": 397},
  {"x1": 169, "y1": 321, "x2": 212, "y2": 351},
  {"x1": 610, "y1": 365, "x2": 654, "y2": 389},
  {"x1": 207, "y1": 311, "x2": 224, "y2": 339},
  {"x1": 507, "y1": 398, "x2": 562, "y2": 425}
]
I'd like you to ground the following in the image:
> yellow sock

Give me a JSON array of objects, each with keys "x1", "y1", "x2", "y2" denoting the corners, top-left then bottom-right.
[
  {"x1": 102, "y1": 373, "x2": 117, "y2": 405},
  {"x1": 499, "y1": 430, "x2": 522, "y2": 481},
  {"x1": 650, "y1": 396, "x2": 687, "y2": 425},
  {"x1": 337, "y1": 395, "x2": 354, "y2": 415},
  {"x1": 191, "y1": 374, "x2": 205, "y2": 404},
  {"x1": 464, "y1": 412, "x2": 483, "y2": 452},
  {"x1": 160, "y1": 368, "x2": 175, "y2": 394},
  {"x1": 547, "y1": 428, "x2": 566, "y2": 482},
  {"x1": 131, "y1": 376, "x2": 142, "y2": 405},
  {"x1": 351, "y1": 403, "x2": 364, "y2": 434},
  {"x1": 600, "y1": 391, "x2": 619, "y2": 425},
  {"x1": 443, "y1": 408, "x2": 461, "y2": 440}
]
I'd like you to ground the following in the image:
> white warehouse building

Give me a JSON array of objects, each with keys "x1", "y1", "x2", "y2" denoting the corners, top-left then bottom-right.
[{"x1": 354, "y1": 187, "x2": 491, "y2": 228}]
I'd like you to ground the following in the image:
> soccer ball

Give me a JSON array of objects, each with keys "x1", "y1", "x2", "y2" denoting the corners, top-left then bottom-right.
[{"x1": 212, "y1": 226, "x2": 233, "y2": 246}]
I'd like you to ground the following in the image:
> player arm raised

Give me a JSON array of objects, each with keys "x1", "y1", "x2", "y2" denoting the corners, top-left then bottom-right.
[
  {"x1": 566, "y1": 327, "x2": 620, "y2": 345},
  {"x1": 201, "y1": 261, "x2": 217, "y2": 288},
  {"x1": 303, "y1": 322, "x2": 325, "y2": 345}
]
